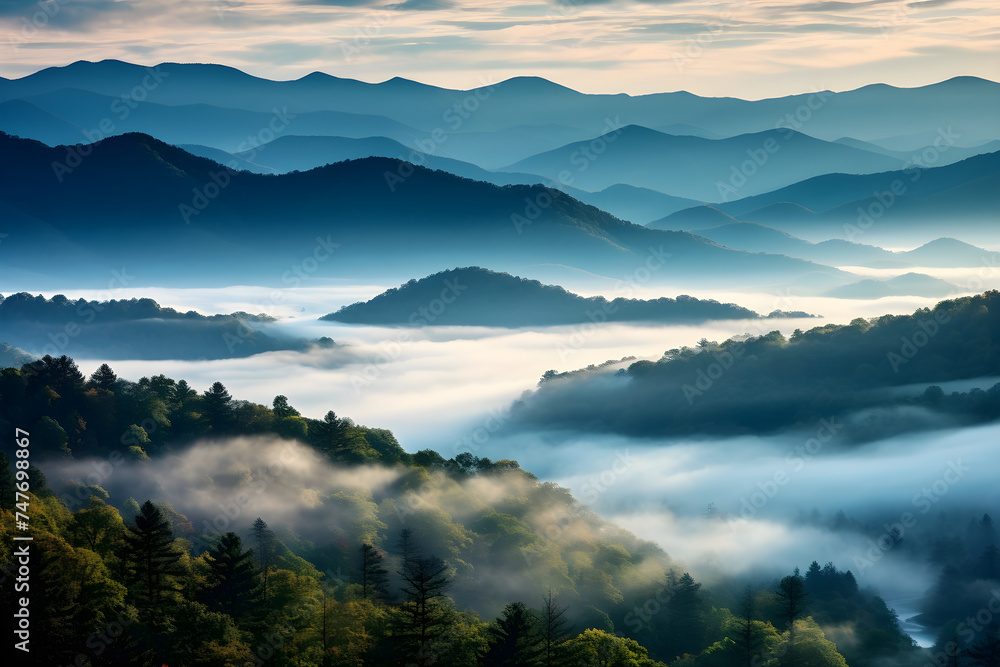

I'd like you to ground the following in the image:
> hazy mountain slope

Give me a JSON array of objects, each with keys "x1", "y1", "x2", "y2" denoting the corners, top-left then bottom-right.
[
  {"x1": 692, "y1": 151, "x2": 1000, "y2": 242},
  {"x1": 0, "y1": 132, "x2": 846, "y2": 289},
  {"x1": 824, "y1": 273, "x2": 961, "y2": 299},
  {"x1": 505, "y1": 126, "x2": 904, "y2": 200},
  {"x1": 3, "y1": 61, "x2": 997, "y2": 145},
  {"x1": 669, "y1": 220, "x2": 1000, "y2": 268},
  {"x1": 0, "y1": 88, "x2": 425, "y2": 152},
  {"x1": 715, "y1": 150, "x2": 1000, "y2": 217},
  {"x1": 566, "y1": 184, "x2": 704, "y2": 225},
  {"x1": 178, "y1": 143, "x2": 277, "y2": 174}
]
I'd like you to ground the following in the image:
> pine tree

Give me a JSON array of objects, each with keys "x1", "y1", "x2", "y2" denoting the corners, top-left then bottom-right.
[
  {"x1": 203, "y1": 532, "x2": 262, "y2": 624},
  {"x1": 663, "y1": 572, "x2": 705, "y2": 657},
  {"x1": 737, "y1": 585, "x2": 758, "y2": 667},
  {"x1": 123, "y1": 500, "x2": 185, "y2": 613},
  {"x1": 174, "y1": 379, "x2": 196, "y2": 405},
  {"x1": 311, "y1": 410, "x2": 349, "y2": 458},
  {"x1": 964, "y1": 630, "x2": 1000, "y2": 667},
  {"x1": 398, "y1": 527, "x2": 416, "y2": 568},
  {"x1": 202, "y1": 381, "x2": 233, "y2": 430},
  {"x1": 360, "y1": 542, "x2": 389, "y2": 600},
  {"x1": 539, "y1": 588, "x2": 570, "y2": 667},
  {"x1": 398, "y1": 555, "x2": 452, "y2": 664},
  {"x1": 484, "y1": 601, "x2": 542, "y2": 666},
  {"x1": 777, "y1": 568, "x2": 809, "y2": 629},
  {"x1": 272, "y1": 395, "x2": 300, "y2": 419},
  {"x1": 89, "y1": 363, "x2": 118, "y2": 391},
  {"x1": 250, "y1": 517, "x2": 276, "y2": 603}
]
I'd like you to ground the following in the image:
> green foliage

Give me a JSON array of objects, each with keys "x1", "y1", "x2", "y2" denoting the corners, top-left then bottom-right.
[
  {"x1": 484, "y1": 601, "x2": 543, "y2": 666},
  {"x1": 123, "y1": 500, "x2": 187, "y2": 612},
  {"x1": 518, "y1": 291, "x2": 1000, "y2": 438},
  {"x1": 780, "y1": 617, "x2": 849, "y2": 667},
  {"x1": 0, "y1": 360, "x2": 931, "y2": 666},
  {"x1": 202, "y1": 532, "x2": 263, "y2": 625},
  {"x1": 564, "y1": 628, "x2": 661, "y2": 667}
]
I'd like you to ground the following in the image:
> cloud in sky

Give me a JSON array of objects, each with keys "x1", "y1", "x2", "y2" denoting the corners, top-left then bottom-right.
[{"x1": 0, "y1": 0, "x2": 996, "y2": 96}]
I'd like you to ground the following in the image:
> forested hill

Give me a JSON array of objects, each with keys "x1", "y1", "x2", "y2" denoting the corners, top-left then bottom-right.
[
  {"x1": 321, "y1": 267, "x2": 780, "y2": 327},
  {"x1": 0, "y1": 292, "x2": 327, "y2": 360},
  {"x1": 513, "y1": 290, "x2": 1000, "y2": 440},
  {"x1": 0, "y1": 356, "x2": 916, "y2": 666}
]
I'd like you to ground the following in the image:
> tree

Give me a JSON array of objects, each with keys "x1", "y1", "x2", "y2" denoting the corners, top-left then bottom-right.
[
  {"x1": 539, "y1": 588, "x2": 571, "y2": 667},
  {"x1": 398, "y1": 555, "x2": 452, "y2": 663},
  {"x1": 964, "y1": 631, "x2": 1000, "y2": 667},
  {"x1": 250, "y1": 517, "x2": 276, "y2": 603},
  {"x1": 360, "y1": 542, "x2": 389, "y2": 600},
  {"x1": 203, "y1": 532, "x2": 262, "y2": 625},
  {"x1": 30, "y1": 354, "x2": 85, "y2": 396},
  {"x1": 173, "y1": 379, "x2": 196, "y2": 405},
  {"x1": 89, "y1": 363, "x2": 118, "y2": 391},
  {"x1": 777, "y1": 568, "x2": 808, "y2": 629},
  {"x1": 399, "y1": 527, "x2": 416, "y2": 568},
  {"x1": 563, "y1": 628, "x2": 657, "y2": 667},
  {"x1": 35, "y1": 415, "x2": 69, "y2": 455},
  {"x1": 68, "y1": 496, "x2": 126, "y2": 561},
  {"x1": 123, "y1": 500, "x2": 185, "y2": 612},
  {"x1": 484, "y1": 601, "x2": 542, "y2": 667},
  {"x1": 662, "y1": 572, "x2": 706, "y2": 658},
  {"x1": 781, "y1": 617, "x2": 848, "y2": 667},
  {"x1": 273, "y1": 395, "x2": 300, "y2": 420},
  {"x1": 202, "y1": 381, "x2": 233, "y2": 430},
  {"x1": 736, "y1": 585, "x2": 759, "y2": 667}
]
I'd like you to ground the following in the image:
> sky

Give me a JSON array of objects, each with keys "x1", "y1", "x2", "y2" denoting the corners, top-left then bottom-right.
[{"x1": 1, "y1": 0, "x2": 998, "y2": 98}]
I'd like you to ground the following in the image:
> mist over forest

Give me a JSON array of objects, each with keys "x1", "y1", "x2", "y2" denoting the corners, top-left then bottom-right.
[{"x1": 1, "y1": 36, "x2": 999, "y2": 667}]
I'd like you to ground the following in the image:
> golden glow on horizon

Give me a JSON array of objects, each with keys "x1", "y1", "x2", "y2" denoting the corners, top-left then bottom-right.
[{"x1": 0, "y1": 0, "x2": 997, "y2": 97}]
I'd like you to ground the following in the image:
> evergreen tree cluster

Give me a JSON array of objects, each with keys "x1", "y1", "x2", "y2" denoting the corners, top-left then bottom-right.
[{"x1": 0, "y1": 358, "x2": 978, "y2": 666}]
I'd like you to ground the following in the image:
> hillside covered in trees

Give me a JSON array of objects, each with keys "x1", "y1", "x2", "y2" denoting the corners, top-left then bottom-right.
[
  {"x1": 0, "y1": 293, "x2": 331, "y2": 360},
  {"x1": 320, "y1": 267, "x2": 795, "y2": 327},
  {"x1": 515, "y1": 291, "x2": 1000, "y2": 440},
  {"x1": 0, "y1": 355, "x2": 963, "y2": 667}
]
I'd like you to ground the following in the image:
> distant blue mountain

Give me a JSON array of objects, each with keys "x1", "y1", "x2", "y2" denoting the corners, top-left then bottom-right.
[
  {"x1": 2, "y1": 60, "x2": 997, "y2": 154},
  {"x1": 0, "y1": 131, "x2": 847, "y2": 290},
  {"x1": 505, "y1": 125, "x2": 906, "y2": 200}
]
